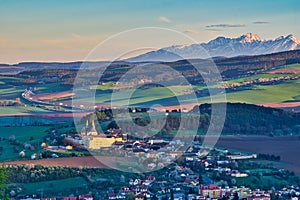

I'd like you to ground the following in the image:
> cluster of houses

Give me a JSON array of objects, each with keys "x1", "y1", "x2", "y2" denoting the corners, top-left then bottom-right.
[
  {"x1": 107, "y1": 176, "x2": 155, "y2": 200},
  {"x1": 12, "y1": 141, "x2": 300, "y2": 200},
  {"x1": 105, "y1": 176, "x2": 274, "y2": 200},
  {"x1": 25, "y1": 112, "x2": 299, "y2": 200},
  {"x1": 16, "y1": 186, "x2": 300, "y2": 200},
  {"x1": 60, "y1": 122, "x2": 187, "y2": 170},
  {"x1": 14, "y1": 194, "x2": 93, "y2": 200},
  {"x1": 222, "y1": 74, "x2": 300, "y2": 90}
]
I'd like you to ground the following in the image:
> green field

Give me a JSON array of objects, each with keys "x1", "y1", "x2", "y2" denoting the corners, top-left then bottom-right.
[
  {"x1": 2, "y1": 64, "x2": 300, "y2": 114},
  {"x1": 278, "y1": 63, "x2": 300, "y2": 70},
  {"x1": 235, "y1": 175, "x2": 289, "y2": 189},
  {"x1": 0, "y1": 126, "x2": 50, "y2": 141},
  {"x1": 0, "y1": 76, "x2": 25, "y2": 98},
  {"x1": 225, "y1": 73, "x2": 298, "y2": 84},
  {"x1": 72, "y1": 64, "x2": 300, "y2": 106},
  {"x1": 89, "y1": 78, "x2": 300, "y2": 105},
  {"x1": 35, "y1": 82, "x2": 71, "y2": 94},
  {"x1": 75, "y1": 85, "x2": 193, "y2": 106},
  {"x1": 218, "y1": 79, "x2": 300, "y2": 104},
  {"x1": 0, "y1": 106, "x2": 52, "y2": 115},
  {"x1": 18, "y1": 177, "x2": 88, "y2": 196},
  {"x1": 0, "y1": 126, "x2": 50, "y2": 161}
]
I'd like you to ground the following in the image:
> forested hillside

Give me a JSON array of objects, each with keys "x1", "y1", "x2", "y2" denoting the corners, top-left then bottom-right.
[{"x1": 195, "y1": 103, "x2": 300, "y2": 135}]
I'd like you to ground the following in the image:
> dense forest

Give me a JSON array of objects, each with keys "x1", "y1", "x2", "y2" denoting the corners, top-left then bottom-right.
[
  {"x1": 85, "y1": 103, "x2": 300, "y2": 136},
  {"x1": 195, "y1": 103, "x2": 300, "y2": 135}
]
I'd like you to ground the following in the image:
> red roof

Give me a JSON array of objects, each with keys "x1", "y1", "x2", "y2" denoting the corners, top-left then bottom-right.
[
  {"x1": 200, "y1": 184, "x2": 219, "y2": 190},
  {"x1": 79, "y1": 194, "x2": 93, "y2": 199},
  {"x1": 121, "y1": 186, "x2": 130, "y2": 190},
  {"x1": 146, "y1": 175, "x2": 155, "y2": 180},
  {"x1": 63, "y1": 197, "x2": 77, "y2": 200}
]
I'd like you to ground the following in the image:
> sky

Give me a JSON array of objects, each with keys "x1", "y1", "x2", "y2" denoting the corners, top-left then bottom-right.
[{"x1": 0, "y1": 0, "x2": 299, "y2": 64}]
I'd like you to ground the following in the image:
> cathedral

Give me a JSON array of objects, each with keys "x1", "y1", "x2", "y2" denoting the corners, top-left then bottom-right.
[{"x1": 81, "y1": 119, "x2": 98, "y2": 136}]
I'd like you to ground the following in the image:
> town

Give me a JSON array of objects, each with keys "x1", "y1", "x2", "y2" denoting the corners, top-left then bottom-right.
[{"x1": 3, "y1": 109, "x2": 299, "y2": 200}]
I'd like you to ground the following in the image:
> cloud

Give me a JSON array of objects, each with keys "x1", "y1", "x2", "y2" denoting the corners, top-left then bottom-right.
[
  {"x1": 205, "y1": 28, "x2": 222, "y2": 32},
  {"x1": 205, "y1": 23, "x2": 246, "y2": 28},
  {"x1": 253, "y1": 21, "x2": 270, "y2": 24},
  {"x1": 158, "y1": 16, "x2": 171, "y2": 23},
  {"x1": 184, "y1": 29, "x2": 200, "y2": 34}
]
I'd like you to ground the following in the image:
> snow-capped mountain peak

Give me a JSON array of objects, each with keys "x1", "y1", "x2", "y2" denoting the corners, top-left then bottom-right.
[
  {"x1": 285, "y1": 34, "x2": 300, "y2": 43},
  {"x1": 239, "y1": 33, "x2": 264, "y2": 43},
  {"x1": 126, "y1": 33, "x2": 300, "y2": 62}
]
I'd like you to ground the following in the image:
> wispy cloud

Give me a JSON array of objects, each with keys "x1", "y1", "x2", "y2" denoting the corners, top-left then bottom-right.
[
  {"x1": 184, "y1": 29, "x2": 200, "y2": 34},
  {"x1": 205, "y1": 23, "x2": 246, "y2": 28},
  {"x1": 158, "y1": 16, "x2": 171, "y2": 23},
  {"x1": 253, "y1": 21, "x2": 270, "y2": 24},
  {"x1": 205, "y1": 28, "x2": 222, "y2": 32}
]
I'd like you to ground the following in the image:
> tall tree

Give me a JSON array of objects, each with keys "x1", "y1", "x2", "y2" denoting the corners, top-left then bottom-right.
[{"x1": 0, "y1": 167, "x2": 9, "y2": 200}]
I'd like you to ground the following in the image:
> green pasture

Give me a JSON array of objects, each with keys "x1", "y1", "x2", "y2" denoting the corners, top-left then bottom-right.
[
  {"x1": 76, "y1": 77, "x2": 300, "y2": 106},
  {"x1": 0, "y1": 106, "x2": 52, "y2": 115},
  {"x1": 277, "y1": 63, "x2": 300, "y2": 70},
  {"x1": 34, "y1": 82, "x2": 70, "y2": 94},
  {"x1": 19, "y1": 177, "x2": 88, "y2": 196},
  {"x1": 225, "y1": 79, "x2": 300, "y2": 103},
  {"x1": 0, "y1": 126, "x2": 50, "y2": 161},
  {"x1": 236, "y1": 175, "x2": 289, "y2": 189}
]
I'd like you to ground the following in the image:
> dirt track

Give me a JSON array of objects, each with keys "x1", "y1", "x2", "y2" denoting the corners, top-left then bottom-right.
[
  {"x1": 267, "y1": 69, "x2": 300, "y2": 74},
  {"x1": 257, "y1": 102, "x2": 300, "y2": 112},
  {"x1": 34, "y1": 91, "x2": 74, "y2": 101}
]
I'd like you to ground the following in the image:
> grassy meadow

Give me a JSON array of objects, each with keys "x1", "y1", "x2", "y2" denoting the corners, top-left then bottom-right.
[{"x1": 0, "y1": 126, "x2": 50, "y2": 161}]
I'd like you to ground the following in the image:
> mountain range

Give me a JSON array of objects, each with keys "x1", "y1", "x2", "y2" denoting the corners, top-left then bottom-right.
[{"x1": 127, "y1": 33, "x2": 300, "y2": 62}]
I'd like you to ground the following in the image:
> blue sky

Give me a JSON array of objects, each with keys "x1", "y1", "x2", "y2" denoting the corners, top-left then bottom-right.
[{"x1": 0, "y1": 0, "x2": 299, "y2": 63}]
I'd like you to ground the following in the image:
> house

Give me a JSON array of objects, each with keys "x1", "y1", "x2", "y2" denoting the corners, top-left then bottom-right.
[
  {"x1": 199, "y1": 184, "x2": 224, "y2": 199},
  {"x1": 31, "y1": 153, "x2": 37, "y2": 160},
  {"x1": 227, "y1": 154, "x2": 257, "y2": 160},
  {"x1": 116, "y1": 193, "x2": 126, "y2": 199},
  {"x1": 147, "y1": 163, "x2": 156, "y2": 169},
  {"x1": 78, "y1": 194, "x2": 93, "y2": 200},
  {"x1": 174, "y1": 193, "x2": 186, "y2": 200},
  {"x1": 187, "y1": 194, "x2": 205, "y2": 200},
  {"x1": 231, "y1": 171, "x2": 248, "y2": 177},
  {"x1": 134, "y1": 191, "x2": 151, "y2": 200},
  {"x1": 131, "y1": 184, "x2": 147, "y2": 194},
  {"x1": 135, "y1": 193, "x2": 145, "y2": 200},
  {"x1": 247, "y1": 192, "x2": 270, "y2": 200},
  {"x1": 62, "y1": 197, "x2": 77, "y2": 200},
  {"x1": 107, "y1": 193, "x2": 116, "y2": 200},
  {"x1": 82, "y1": 135, "x2": 123, "y2": 149},
  {"x1": 143, "y1": 176, "x2": 155, "y2": 186},
  {"x1": 146, "y1": 176, "x2": 155, "y2": 182},
  {"x1": 66, "y1": 145, "x2": 73, "y2": 150},
  {"x1": 119, "y1": 186, "x2": 131, "y2": 195}
]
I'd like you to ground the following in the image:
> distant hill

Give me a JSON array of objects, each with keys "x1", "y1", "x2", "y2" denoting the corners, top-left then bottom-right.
[
  {"x1": 9, "y1": 49, "x2": 300, "y2": 87},
  {"x1": 127, "y1": 33, "x2": 300, "y2": 62}
]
